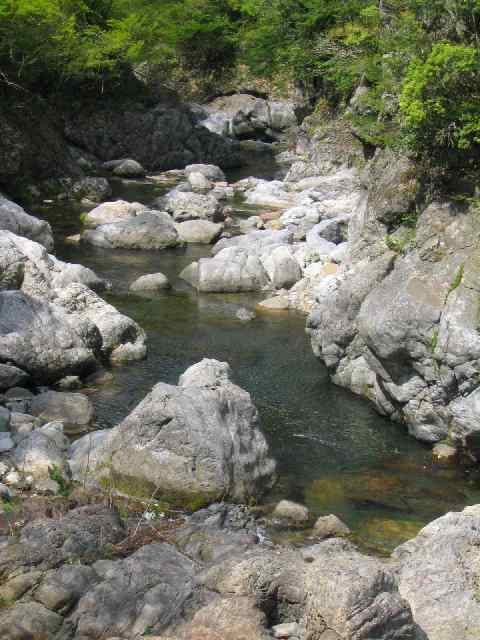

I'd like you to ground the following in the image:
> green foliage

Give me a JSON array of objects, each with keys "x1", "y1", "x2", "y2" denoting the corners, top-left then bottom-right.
[
  {"x1": 49, "y1": 464, "x2": 71, "y2": 497},
  {"x1": 446, "y1": 264, "x2": 465, "y2": 298},
  {"x1": 400, "y1": 43, "x2": 480, "y2": 154},
  {"x1": 1, "y1": 0, "x2": 480, "y2": 171}
]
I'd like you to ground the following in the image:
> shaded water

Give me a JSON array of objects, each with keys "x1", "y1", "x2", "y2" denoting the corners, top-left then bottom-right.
[{"x1": 38, "y1": 173, "x2": 480, "y2": 553}]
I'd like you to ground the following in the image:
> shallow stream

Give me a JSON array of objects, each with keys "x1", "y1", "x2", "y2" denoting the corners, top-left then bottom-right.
[{"x1": 38, "y1": 169, "x2": 480, "y2": 553}]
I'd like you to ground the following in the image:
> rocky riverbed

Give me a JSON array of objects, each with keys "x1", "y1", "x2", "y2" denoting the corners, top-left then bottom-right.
[{"x1": 1, "y1": 93, "x2": 480, "y2": 639}]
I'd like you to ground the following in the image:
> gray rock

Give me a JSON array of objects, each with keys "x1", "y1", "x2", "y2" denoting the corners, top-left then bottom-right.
[
  {"x1": 393, "y1": 504, "x2": 480, "y2": 640},
  {"x1": 34, "y1": 564, "x2": 98, "y2": 613},
  {"x1": 182, "y1": 248, "x2": 270, "y2": 293},
  {"x1": 175, "y1": 219, "x2": 223, "y2": 244},
  {"x1": 164, "y1": 190, "x2": 222, "y2": 222},
  {"x1": 0, "y1": 433, "x2": 14, "y2": 453},
  {"x1": 70, "y1": 359, "x2": 276, "y2": 503},
  {"x1": 272, "y1": 500, "x2": 309, "y2": 524},
  {"x1": 236, "y1": 308, "x2": 256, "y2": 322},
  {"x1": 185, "y1": 163, "x2": 226, "y2": 181},
  {"x1": 0, "y1": 406, "x2": 10, "y2": 432},
  {"x1": 130, "y1": 272, "x2": 171, "y2": 292},
  {"x1": 83, "y1": 199, "x2": 145, "y2": 227},
  {"x1": 212, "y1": 229, "x2": 293, "y2": 256},
  {"x1": 0, "y1": 602, "x2": 63, "y2": 640},
  {"x1": 0, "y1": 290, "x2": 98, "y2": 384},
  {"x1": 0, "y1": 505, "x2": 124, "y2": 577},
  {"x1": 187, "y1": 171, "x2": 213, "y2": 192},
  {"x1": 70, "y1": 176, "x2": 111, "y2": 202},
  {"x1": 0, "y1": 193, "x2": 53, "y2": 250},
  {"x1": 0, "y1": 230, "x2": 106, "y2": 297},
  {"x1": 112, "y1": 158, "x2": 146, "y2": 178},
  {"x1": 0, "y1": 364, "x2": 29, "y2": 392},
  {"x1": 11, "y1": 428, "x2": 70, "y2": 482},
  {"x1": 82, "y1": 211, "x2": 181, "y2": 250},
  {"x1": 313, "y1": 514, "x2": 351, "y2": 539},
  {"x1": 54, "y1": 283, "x2": 147, "y2": 364},
  {"x1": 68, "y1": 543, "x2": 195, "y2": 638},
  {"x1": 30, "y1": 390, "x2": 95, "y2": 434}
]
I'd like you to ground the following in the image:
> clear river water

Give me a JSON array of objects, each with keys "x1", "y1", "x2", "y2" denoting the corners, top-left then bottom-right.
[{"x1": 37, "y1": 167, "x2": 480, "y2": 554}]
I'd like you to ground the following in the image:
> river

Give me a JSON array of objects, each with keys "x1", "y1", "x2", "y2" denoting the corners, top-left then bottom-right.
[{"x1": 36, "y1": 166, "x2": 480, "y2": 553}]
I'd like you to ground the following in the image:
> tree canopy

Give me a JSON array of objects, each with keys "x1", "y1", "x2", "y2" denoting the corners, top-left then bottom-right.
[{"x1": 1, "y1": 0, "x2": 479, "y2": 167}]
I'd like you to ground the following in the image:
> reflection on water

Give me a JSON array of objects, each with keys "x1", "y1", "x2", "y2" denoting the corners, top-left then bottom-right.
[{"x1": 37, "y1": 173, "x2": 480, "y2": 552}]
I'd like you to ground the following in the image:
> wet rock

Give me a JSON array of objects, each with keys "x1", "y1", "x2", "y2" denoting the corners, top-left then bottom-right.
[
  {"x1": 70, "y1": 359, "x2": 276, "y2": 503},
  {"x1": 0, "y1": 364, "x2": 29, "y2": 392},
  {"x1": 112, "y1": 158, "x2": 146, "y2": 178},
  {"x1": 70, "y1": 176, "x2": 111, "y2": 202},
  {"x1": 83, "y1": 199, "x2": 145, "y2": 227},
  {"x1": 29, "y1": 390, "x2": 95, "y2": 434},
  {"x1": 175, "y1": 219, "x2": 223, "y2": 244},
  {"x1": 130, "y1": 272, "x2": 171, "y2": 292},
  {"x1": 55, "y1": 375, "x2": 82, "y2": 391},
  {"x1": 432, "y1": 442, "x2": 457, "y2": 464},
  {"x1": 257, "y1": 295, "x2": 289, "y2": 311},
  {"x1": 0, "y1": 193, "x2": 53, "y2": 250},
  {"x1": 273, "y1": 500, "x2": 309, "y2": 524},
  {"x1": 0, "y1": 406, "x2": 10, "y2": 432},
  {"x1": 393, "y1": 504, "x2": 480, "y2": 640},
  {"x1": 82, "y1": 211, "x2": 181, "y2": 250},
  {"x1": 236, "y1": 308, "x2": 256, "y2": 322},
  {"x1": 313, "y1": 514, "x2": 351, "y2": 539}
]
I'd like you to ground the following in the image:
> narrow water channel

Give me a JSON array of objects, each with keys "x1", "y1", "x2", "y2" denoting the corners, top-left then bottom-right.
[{"x1": 37, "y1": 172, "x2": 480, "y2": 553}]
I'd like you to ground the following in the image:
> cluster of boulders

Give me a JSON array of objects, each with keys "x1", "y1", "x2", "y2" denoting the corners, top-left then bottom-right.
[
  {"x1": 197, "y1": 92, "x2": 298, "y2": 142},
  {"x1": 79, "y1": 164, "x2": 231, "y2": 250},
  {"x1": 0, "y1": 191, "x2": 150, "y2": 494},
  {"x1": 1, "y1": 497, "x2": 479, "y2": 639}
]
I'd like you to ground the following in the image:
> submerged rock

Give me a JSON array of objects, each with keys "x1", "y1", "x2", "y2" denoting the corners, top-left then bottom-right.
[
  {"x1": 69, "y1": 359, "x2": 276, "y2": 504},
  {"x1": 129, "y1": 272, "x2": 171, "y2": 292}
]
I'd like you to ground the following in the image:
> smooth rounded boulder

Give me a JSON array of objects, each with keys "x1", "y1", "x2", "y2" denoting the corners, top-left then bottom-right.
[
  {"x1": 129, "y1": 272, "x2": 171, "y2": 292},
  {"x1": 81, "y1": 211, "x2": 181, "y2": 250}
]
